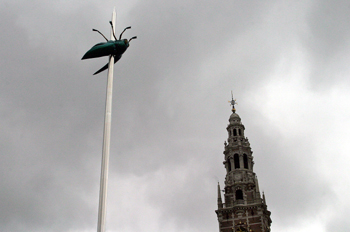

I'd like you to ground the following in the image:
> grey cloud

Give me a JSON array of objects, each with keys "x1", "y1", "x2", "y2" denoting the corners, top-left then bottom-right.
[{"x1": 1, "y1": 1, "x2": 349, "y2": 232}]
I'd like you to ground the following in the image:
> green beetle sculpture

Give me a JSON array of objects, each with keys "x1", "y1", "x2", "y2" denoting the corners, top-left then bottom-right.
[{"x1": 82, "y1": 21, "x2": 137, "y2": 75}]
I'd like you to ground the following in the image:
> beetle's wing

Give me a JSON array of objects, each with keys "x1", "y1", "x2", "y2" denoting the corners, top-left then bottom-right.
[
  {"x1": 93, "y1": 54, "x2": 122, "y2": 75},
  {"x1": 113, "y1": 54, "x2": 122, "y2": 63},
  {"x1": 82, "y1": 41, "x2": 115, "y2": 60},
  {"x1": 93, "y1": 63, "x2": 109, "y2": 75}
]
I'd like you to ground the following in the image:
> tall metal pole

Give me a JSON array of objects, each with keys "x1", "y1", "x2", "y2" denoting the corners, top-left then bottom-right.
[{"x1": 97, "y1": 9, "x2": 116, "y2": 232}]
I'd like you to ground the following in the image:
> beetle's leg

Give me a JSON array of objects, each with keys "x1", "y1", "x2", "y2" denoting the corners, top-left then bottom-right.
[
  {"x1": 109, "y1": 21, "x2": 118, "y2": 41},
  {"x1": 119, "y1": 26, "x2": 131, "y2": 40},
  {"x1": 129, "y1": 36, "x2": 137, "y2": 42},
  {"x1": 92, "y1": 29, "x2": 108, "y2": 42}
]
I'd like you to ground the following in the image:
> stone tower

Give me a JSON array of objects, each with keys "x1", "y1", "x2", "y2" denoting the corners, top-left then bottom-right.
[{"x1": 215, "y1": 99, "x2": 272, "y2": 232}]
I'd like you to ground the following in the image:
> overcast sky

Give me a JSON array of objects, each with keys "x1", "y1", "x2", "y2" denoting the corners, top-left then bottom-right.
[{"x1": 1, "y1": 0, "x2": 350, "y2": 231}]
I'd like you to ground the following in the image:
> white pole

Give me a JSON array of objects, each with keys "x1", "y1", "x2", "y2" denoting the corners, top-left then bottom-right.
[{"x1": 97, "y1": 9, "x2": 116, "y2": 232}]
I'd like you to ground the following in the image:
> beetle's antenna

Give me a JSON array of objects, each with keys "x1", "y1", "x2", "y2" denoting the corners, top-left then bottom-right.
[
  {"x1": 129, "y1": 36, "x2": 137, "y2": 42},
  {"x1": 92, "y1": 29, "x2": 108, "y2": 42},
  {"x1": 119, "y1": 26, "x2": 131, "y2": 40},
  {"x1": 109, "y1": 21, "x2": 118, "y2": 41}
]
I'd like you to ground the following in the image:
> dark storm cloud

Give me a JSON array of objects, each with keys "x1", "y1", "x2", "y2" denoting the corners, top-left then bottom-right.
[
  {"x1": 0, "y1": 3, "x2": 106, "y2": 231},
  {"x1": 304, "y1": 0, "x2": 350, "y2": 88}
]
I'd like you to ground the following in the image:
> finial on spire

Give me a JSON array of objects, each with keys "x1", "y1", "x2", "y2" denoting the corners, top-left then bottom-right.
[{"x1": 229, "y1": 91, "x2": 237, "y2": 113}]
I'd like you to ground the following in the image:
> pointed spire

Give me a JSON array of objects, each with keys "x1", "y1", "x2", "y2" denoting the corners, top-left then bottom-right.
[
  {"x1": 217, "y1": 182, "x2": 223, "y2": 209},
  {"x1": 263, "y1": 191, "x2": 267, "y2": 205},
  {"x1": 255, "y1": 176, "x2": 261, "y2": 198}
]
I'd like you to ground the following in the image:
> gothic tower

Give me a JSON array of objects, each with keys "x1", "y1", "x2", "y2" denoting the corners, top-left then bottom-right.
[{"x1": 216, "y1": 99, "x2": 272, "y2": 232}]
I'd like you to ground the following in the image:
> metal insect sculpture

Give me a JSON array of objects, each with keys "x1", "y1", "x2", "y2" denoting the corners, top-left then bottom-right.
[{"x1": 82, "y1": 21, "x2": 137, "y2": 75}]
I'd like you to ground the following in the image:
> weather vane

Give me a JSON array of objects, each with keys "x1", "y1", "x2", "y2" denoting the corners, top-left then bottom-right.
[
  {"x1": 82, "y1": 20, "x2": 137, "y2": 75},
  {"x1": 229, "y1": 91, "x2": 237, "y2": 112}
]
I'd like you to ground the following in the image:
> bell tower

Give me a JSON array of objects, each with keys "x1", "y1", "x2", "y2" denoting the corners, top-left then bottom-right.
[{"x1": 215, "y1": 97, "x2": 272, "y2": 232}]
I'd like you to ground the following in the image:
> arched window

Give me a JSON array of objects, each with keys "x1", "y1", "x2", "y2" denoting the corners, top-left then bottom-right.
[
  {"x1": 233, "y1": 129, "x2": 237, "y2": 136},
  {"x1": 227, "y1": 159, "x2": 231, "y2": 172},
  {"x1": 234, "y1": 154, "x2": 240, "y2": 169},
  {"x1": 243, "y1": 154, "x2": 248, "y2": 169},
  {"x1": 236, "y1": 189, "x2": 243, "y2": 200},
  {"x1": 239, "y1": 129, "x2": 242, "y2": 136}
]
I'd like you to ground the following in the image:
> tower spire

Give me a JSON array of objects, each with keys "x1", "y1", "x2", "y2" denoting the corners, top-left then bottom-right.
[
  {"x1": 217, "y1": 182, "x2": 223, "y2": 209},
  {"x1": 255, "y1": 176, "x2": 261, "y2": 198},
  {"x1": 215, "y1": 98, "x2": 272, "y2": 232},
  {"x1": 263, "y1": 191, "x2": 267, "y2": 205}
]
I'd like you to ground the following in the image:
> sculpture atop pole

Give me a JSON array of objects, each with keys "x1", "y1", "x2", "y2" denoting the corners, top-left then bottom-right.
[
  {"x1": 82, "y1": 9, "x2": 136, "y2": 232},
  {"x1": 82, "y1": 12, "x2": 137, "y2": 75}
]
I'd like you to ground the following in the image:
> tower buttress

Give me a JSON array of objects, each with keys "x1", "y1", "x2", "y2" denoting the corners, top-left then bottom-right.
[{"x1": 215, "y1": 97, "x2": 272, "y2": 232}]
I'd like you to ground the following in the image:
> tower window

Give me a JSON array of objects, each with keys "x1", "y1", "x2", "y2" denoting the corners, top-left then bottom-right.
[
  {"x1": 233, "y1": 129, "x2": 237, "y2": 136},
  {"x1": 243, "y1": 154, "x2": 248, "y2": 169},
  {"x1": 236, "y1": 189, "x2": 243, "y2": 200},
  {"x1": 234, "y1": 154, "x2": 240, "y2": 169},
  {"x1": 239, "y1": 129, "x2": 242, "y2": 136},
  {"x1": 227, "y1": 159, "x2": 231, "y2": 172}
]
